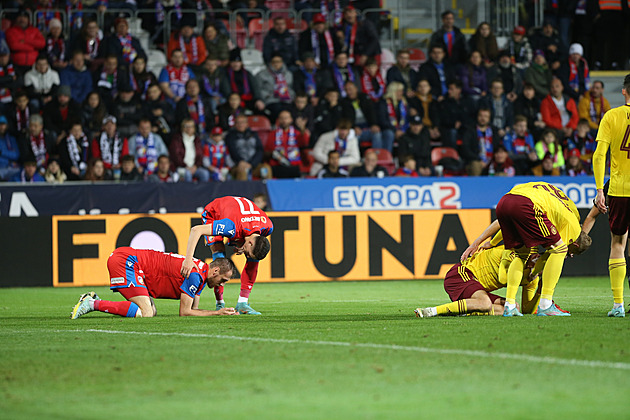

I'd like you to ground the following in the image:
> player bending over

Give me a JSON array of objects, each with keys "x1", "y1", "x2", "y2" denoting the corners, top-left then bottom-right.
[
  {"x1": 71, "y1": 247, "x2": 238, "y2": 319},
  {"x1": 181, "y1": 196, "x2": 272, "y2": 315}
]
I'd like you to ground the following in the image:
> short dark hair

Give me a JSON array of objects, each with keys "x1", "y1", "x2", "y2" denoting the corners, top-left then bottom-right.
[
  {"x1": 477, "y1": 106, "x2": 491, "y2": 115},
  {"x1": 441, "y1": 10, "x2": 454, "y2": 19},
  {"x1": 592, "y1": 80, "x2": 604, "y2": 89},
  {"x1": 209, "y1": 257, "x2": 237, "y2": 277},
  {"x1": 624, "y1": 73, "x2": 630, "y2": 93},
  {"x1": 157, "y1": 154, "x2": 169, "y2": 162},
  {"x1": 337, "y1": 118, "x2": 353, "y2": 129},
  {"x1": 121, "y1": 154, "x2": 135, "y2": 163},
  {"x1": 252, "y1": 236, "x2": 271, "y2": 260}
]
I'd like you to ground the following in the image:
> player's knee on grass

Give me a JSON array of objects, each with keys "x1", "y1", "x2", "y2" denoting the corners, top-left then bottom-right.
[
  {"x1": 469, "y1": 291, "x2": 493, "y2": 312},
  {"x1": 130, "y1": 296, "x2": 154, "y2": 318}
]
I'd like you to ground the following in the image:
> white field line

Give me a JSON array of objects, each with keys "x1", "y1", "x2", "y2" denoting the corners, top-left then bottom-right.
[{"x1": 60, "y1": 328, "x2": 630, "y2": 371}]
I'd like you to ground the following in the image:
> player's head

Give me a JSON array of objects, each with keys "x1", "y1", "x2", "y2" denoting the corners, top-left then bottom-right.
[
  {"x1": 207, "y1": 258, "x2": 236, "y2": 287},
  {"x1": 243, "y1": 234, "x2": 271, "y2": 260},
  {"x1": 568, "y1": 231, "x2": 592, "y2": 257},
  {"x1": 623, "y1": 73, "x2": 630, "y2": 99}
]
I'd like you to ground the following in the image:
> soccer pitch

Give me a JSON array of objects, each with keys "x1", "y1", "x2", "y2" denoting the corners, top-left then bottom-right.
[{"x1": 2, "y1": 278, "x2": 630, "y2": 419}]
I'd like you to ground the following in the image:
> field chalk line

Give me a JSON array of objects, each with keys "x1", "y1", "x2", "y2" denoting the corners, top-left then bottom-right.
[{"x1": 61, "y1": 328, "x2": 630, "y2": 371}]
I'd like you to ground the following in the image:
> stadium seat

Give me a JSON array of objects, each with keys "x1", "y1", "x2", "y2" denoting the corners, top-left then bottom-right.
[
  {"x1": 146, "y1": 49, "x2": 167, "y2": 78},
  {"x1": 224, "y1": 18, "x2": 247, "y2": 49},
  {"x1": 241, "y1": 48, "x2": 266, "y2": 75},
  {"x1": 431, "y1": 147, "x2": 464, "y2": 176},
  {"x1": 248, "y1": 18, "x2": 267, "y2": 51},
  {"x1": 365, "y1": 148, "x2": 395, "y2": 175},
  {"x1": 379, "y1": 48, "x2": 395, "y2": 77},
  {"x1": 408, "y1": 47, "x2": 426, "y2": 70},
  {"x1": 248, "y1": 115, "x2": 272, "y2": 149}
]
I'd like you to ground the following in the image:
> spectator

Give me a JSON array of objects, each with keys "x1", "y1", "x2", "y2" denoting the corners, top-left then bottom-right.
[
  {"x1": 58, "y1": 122, "x2": 90, "y2": 180},
  {"x1": 429, "y1": 10, "x2": 467, "y2": 66},
  {"x1": 218, "y1": 92, "x2": 245, "y2": 131},
  {"x1": 91, "y1": 115, "x2": 129, "y2": 173},
  {"x1": 147, "y1": 154, "x2": 179, "y2": 183},
  {"x1": 256, "y1": 53, "x2": 295, "y2": 123},
  {"x1": 409, "y1": 78, "x2": 441, "y2": 143},
  {"x1": 479, "y1": 79, "x2": 514, "y2": 137},
  {"x1": 223, "y1": 49, "x2": 264, "y2": 112},
  {"x1": 317, "y1": 149, "x2": 349, "y2": 178},
  {"x1": 502, "y1": 114, "x2": 538, "y2": 175},
  {"x1": 84, "y1": 157, "x2": 110, "y2": 181},
  {"x1": 44, "y1": 156, "x2": 67, "y2": 184},
  {"x1": 167, "y1": 21, "x2": 207, "y2": 69},
  {"x1": 513, "y1": 82, "x2": 546, "y2": 135},
  {"x1": 10, "y1": 159, "x2": 45, "y2": 183},
  {"x1": 386, "y1": 49, "x2": 418, "y2": 96},
  {"x1": 505, "y1": 25, "x2": 533, "y2": 73},
  {"x1": 524, "y1": 49, "x2": 552, "y2": 100},
  {"x1": 45, "y1": 18, "x2": 67, "y2": 73},
  {"x1": 592, "y1": 0, "x2": 625, "y2": 70},
  {"x1": 20, "y1": 114, "x2": 55, "y2": 174},
  {"x1": 486, "y1": 51, "x2": 522, "y2": 101},
  {"x1": 572, "y1": 0, "x2": 599, "y2": 66},
  {"x1": 566, "y1": 118, "x2": 596, "y2": 171},
  {"x1": 143, "y1": 83, "x2": 173, "y2": 137},
  {"x1": 105, "y1": 17, "x2": 146, "y2": 66},
  {"x1": 298, "y1": 13, "x2": 340, "y2": 69},
  {"x1": 43, "y1": 85, "x2": 82, "y2": 142},
  {"x1": 0, "y1": 46, "x2": 17, "y2": 108},
  {"x1": 379, "y1": 81, "x2": 408, "y2": 152},
  {"x1": 198, "y1": 58, "x2": 226, "y2": 114},
  {"x1": 540, "y1": 77, "x2": 579, "y2": 137},
  {"x1": 267, "y1": 110, "x2": 308, "y2": 178},
  {"x1": 361, "y1": 58, "x2": 386, "y2": 103},
  {"x1": 24, "y1": 55, "x2": 60, "y2": 111},
  {"x1": 175, "y1": 79, "x2": 213, "y2": 136},
  {"x1": 7, "y1": 91, "x2": 36, "y2": 137},
  {"x1": 578, "y1": 80, "x2": 611, "y2": 130},
  {"x1": 326, "y1": 51, "x2": 360, "y2": 98},
  {"x1": 253, "y1": 192, "x2": 268, "y2": 211},
  {"x1": 394, "y1": 155, "x2": 419, "y2": 177},
  {"x1": 458, "y1": 50, "x2": 487, "y2": 102},
  {"x1": 312, "y1": 88, "x2": 345, "y2": 144},
  {"x1": 129, "y1": 55, "x2": 157, "y2": 101},
  {"x1": 531, "y1": 151, "x2": 561, "y2": 176},
  {"x1": 169, "y1": 118, "x2": 211, "y2": 182},
  {"x1": 460, "y1": 107, "x2": 501, "y2": 176},
  {"x1": 119, "y1": 154, "x2": 143, "y2": 182},
  {"x1": 0, "y1": 115, "x2": 20, "y2": 180},
  {"x1": 293, "y1": 53, "x2": 325, "y2": 104},
  {"x1": 5, "y1": 10, "x2": 46, "y2": 74},
  {"x1": 468, "y1": 22, "x2": 498, "y2": 64},
  {"x1": 350, "y1": 149, "x2": 388, "y2": 177},
  {"x1": 59, "y1": 51, "x2": 93, "y2": 104},
  {"x1": 158, "y1": 49, "x2": 195, "y2": 106},
  {"x1": 336, "y1": 5, "x2": 381, "y2": 67},
  {"x1": 482, "y1": 145, "x2": 515, "y2": 176},
  {"x1": 438, "y1": 79, "x2": 476, "y2": 148},
  {"x1": 289, "y1": 92, "x2": 315, "y2": 135},
  {"x1": 530, "y1": 21, "x2": 565, "y2": 72},
  {"x1": 263, "y1": 17, "x2": 299, "y2": 69},
  {"x1": 341, "y1": 81, "x2": 382, "y2": 150},
  {"x1": 318, "y1": 0, "x2": 348, "y2": 27},
  {"x1": 565, "y1": 148, "x2": 588, "y2": 176},
  {"x1": 558, "y1": 43, "x2": 590, "y2": 101},
  {"x1": 69, "y1": 19, "x2": 104, "y2": 70},
  {"x1": 94, "y1": 55, "x2": 129, "y2": 107},
  {"x1": 203, "y1": 126, "x2": 232, "y2": 181},
  {"x1": 225, "y1": 114, "x2": 268, "y2": 181},
  {"x1": 535, "y1": 128, "x2": 565, "y2": 171},
  {"x1": 417, "y1": 45, "x2": 454, "y2": 101},
  {"x1": 311, "y1": 118, "x2": 359, "y2": 176},
  {"x1": 129, "y1": 119, "x2": 169, "y2": 175},
  {"x1": 397, "y1": 114, "x2": 432, "y2": 177},
  {"x1": 203, "y1": 22, "x2": 230, "y2": 66},
  {"x1": 112, "y1": 83, "x2": 142, "y2": 139}
]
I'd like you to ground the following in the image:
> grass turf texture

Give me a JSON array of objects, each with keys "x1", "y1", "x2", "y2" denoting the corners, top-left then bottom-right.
[{"x1": 1, "y1": 278, "x2": 630, "y2": 419}]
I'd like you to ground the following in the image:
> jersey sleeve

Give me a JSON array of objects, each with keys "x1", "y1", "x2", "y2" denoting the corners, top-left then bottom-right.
[
  {"x1": 212, "y1": 219, "x2": 236, "y2": 238},
  {"x1": 180, "y1": 272, "x2": 204, "y2": 298},
  {"x1": 595, "y1": 112, "x2": 613, "y2": 144}
]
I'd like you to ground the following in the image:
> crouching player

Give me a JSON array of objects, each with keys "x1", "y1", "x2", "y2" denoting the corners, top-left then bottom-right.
[{"x1": 70, "y1": 247, "x2": 238, "y2": 319}]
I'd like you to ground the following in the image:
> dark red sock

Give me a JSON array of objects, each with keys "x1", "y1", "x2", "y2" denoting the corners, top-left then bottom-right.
[
  {"x1": 214, "y1": 285, "x2": 224, "y2": 301},
  {"x1": 240, "y1": 260, "x2": 259, "y2": 299},
  {"x1": 94, "y1": 300, "x2": 139, "y2": 317}
]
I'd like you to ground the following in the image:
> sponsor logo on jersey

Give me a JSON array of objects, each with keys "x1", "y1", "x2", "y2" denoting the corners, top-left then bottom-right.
[
  {"x1": 189, "y1": 285, "x2": 198, "y2": 294},
  {"x1": 110, "y1": 277, "x2": 125, "y2": 285},
  {"x1": 241, "y1": 216, "x2": 262, "y2": 222},
  {"x1": 551, "y1": 226, "x2": 557, "y2": 235},
  {"x1": 261, "y1": 216, "x2": 267, "y2": 223},
  {"x1": 216, "y1": 223, "x2": 225, "y2": 234},
  {"x1": 127, "y1": 261, "x2": 133, "y2": 267},
  {"x1": 137, "y1": 276, "x2": 144, "y2": 285}
]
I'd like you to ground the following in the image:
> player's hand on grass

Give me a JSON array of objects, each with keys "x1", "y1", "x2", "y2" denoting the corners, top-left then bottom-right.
[
  {"x1": 180, "y1": 259, "x2": 194, "y2": 278},
  {"x1": 218, "y1": 307, "x2": 239, "y2": 315}
]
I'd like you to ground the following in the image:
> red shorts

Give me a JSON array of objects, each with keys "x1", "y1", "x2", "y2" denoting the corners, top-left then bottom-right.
[
  {"x1": 107, "y1": 247, "x2": 150, "y2": 298},
  {"x1": 608, "y1": 196, "x2": 630, "y2": 236},
  {"x1": 443, "y1": 263, "x2": 503, "y2": 303},
  {"x1": 496, "y1": 194, "x2": 560, "y2": 249}
]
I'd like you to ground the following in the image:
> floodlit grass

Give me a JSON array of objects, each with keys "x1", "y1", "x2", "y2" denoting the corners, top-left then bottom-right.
[{"x1": 1, "y1": 278, "x2": 630, "y2": 419}]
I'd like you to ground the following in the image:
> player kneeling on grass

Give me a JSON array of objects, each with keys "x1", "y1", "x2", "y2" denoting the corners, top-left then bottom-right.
[{"x1": 71, "y1": 247, "x2": 239, "y2": 319}]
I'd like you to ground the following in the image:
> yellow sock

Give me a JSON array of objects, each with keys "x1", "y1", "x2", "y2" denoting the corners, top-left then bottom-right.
[
  {"x1": 540, "y1": 245, "x2": 568, "y2": 300},
  {"x1": 506, "y1": 257, "x2": 525, "y2": 305},
  {"x1": 435, "y1": 300, "x2": 467, "y2": 316},
  {"x1": 609, "y1": 258, "x2": 626, "y2": 304}
]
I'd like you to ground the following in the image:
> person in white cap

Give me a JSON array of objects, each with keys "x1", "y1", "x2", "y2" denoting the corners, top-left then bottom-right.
[
  {"x1": 90, "y1": 115, "x2": 129, "y2": 175},
  {"x1": 558, "y1": 43, "x2": 590, "y2": 101}
]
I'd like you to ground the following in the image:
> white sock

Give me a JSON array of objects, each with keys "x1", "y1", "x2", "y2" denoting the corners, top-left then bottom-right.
[
  {"x1": 217, "y1": 299, "x2": 225, "y2": 304},
  {"x1": 428, "y1": 307, "x2": 437, "y2": 316},
  {"x1": 539, "y1": 298, "x2": 552, "y2": 310},
  {"x1": 237, "y1": 296, "x2": 248, "y2": 303},
  {"x1": 504, "y1": 302, "x2": 516, "y2": 310},
  {"x1": 614, "y1": 302, "x2": 624, "y2": 309},
  {"x1": 88, "y1": 299, "x2": 95, "y2": 310}
]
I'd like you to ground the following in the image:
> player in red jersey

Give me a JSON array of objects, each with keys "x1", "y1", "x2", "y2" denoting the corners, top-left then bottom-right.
[
  {"x1": 181, "y1": 196, "x2": 273, "y2": 315},
  {"x1": 70, "y1": 247, "x2": 238, "y2": 319}
]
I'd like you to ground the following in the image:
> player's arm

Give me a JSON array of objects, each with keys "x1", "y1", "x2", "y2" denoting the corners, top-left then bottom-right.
[
  {"x1": 592, "y1": 115, "x2": 611, "y2": 213},
  {"x1": 460, "y1": 220, "x2": 500, "y2": 261},
  {"x1": 581, "y1": 205, "x2": 601, "y2": 235},
  {"x1": 179, "y1": 293, "x2": 238, "y2": 316},
  {"x1": 181, "y1": 219, "x2": 235, "y2": 277}
]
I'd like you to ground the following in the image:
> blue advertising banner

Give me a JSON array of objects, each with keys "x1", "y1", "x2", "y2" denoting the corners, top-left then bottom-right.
[{"x1": 266, "y1": 176, "x2": 599, "y2": 211}]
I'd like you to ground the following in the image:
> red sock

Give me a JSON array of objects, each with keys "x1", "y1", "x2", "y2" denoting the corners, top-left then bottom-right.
[
  {"x1": 94, "y1": 300, "x2": 139, "y2": 317},
  {"x1": 240, "y1": 260, "x2": 259, "y2": 299},
  {"x1": 214, "y1": 285, "x2": 224, "y2": 301}
]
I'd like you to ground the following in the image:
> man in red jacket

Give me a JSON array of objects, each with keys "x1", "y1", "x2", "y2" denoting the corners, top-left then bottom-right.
[
  {"x1": 5, "y1": 10, "x2": 45, "y2": 74},
  {"x1": 540, "y1": 77, "x2": 579, "y2": 137}
]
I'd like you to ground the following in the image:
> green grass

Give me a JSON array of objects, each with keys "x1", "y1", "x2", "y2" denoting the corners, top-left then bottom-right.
[{"x1": 2, "y1": 278, "x2": 630, "y2": 419}]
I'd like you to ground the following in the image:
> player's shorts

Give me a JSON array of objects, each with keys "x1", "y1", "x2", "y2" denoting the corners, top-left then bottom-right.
[
  {"x1": 496, "y1": 194, "x2": 560, "y2": 249},
  {"x1": 608, "y1": 196, "x2": 630, "y2": 236},
  {"x1": 443, "y1": 263, "x2": 503, "y2": 303},
  {"x1": 107, "y1": 247, "x2": 150, "y2": 298}
]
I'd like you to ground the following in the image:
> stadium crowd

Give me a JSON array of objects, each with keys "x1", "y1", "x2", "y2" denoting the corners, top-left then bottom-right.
[{"x1": 0, "y1": 1, "x2": 620, "y2": 182}]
